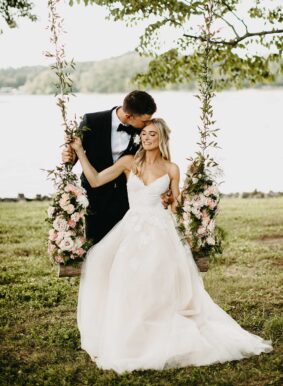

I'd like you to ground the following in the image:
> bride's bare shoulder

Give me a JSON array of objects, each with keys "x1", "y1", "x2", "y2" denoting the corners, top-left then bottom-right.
[
  {"x1": 118, "y1": 155, "x2": 135, "y2": 171},
  {"x1": 166, "y1": 161, "x2": 180, "y2": 178}
]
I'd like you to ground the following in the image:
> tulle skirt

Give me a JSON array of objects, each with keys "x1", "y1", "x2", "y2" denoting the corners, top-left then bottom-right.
[{"x1": 77, "y1": 207, "x2": 272, "y2": 373}]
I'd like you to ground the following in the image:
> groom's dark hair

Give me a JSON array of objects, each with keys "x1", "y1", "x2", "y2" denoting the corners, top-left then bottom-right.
[{"x1": 123, "y1": 90, "x2": 157, "y2": 116}]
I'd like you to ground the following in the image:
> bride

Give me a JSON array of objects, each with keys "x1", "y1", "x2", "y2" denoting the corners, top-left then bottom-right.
[{"x1": 69, "y1": 118, "x2": 272, "y2": 373}]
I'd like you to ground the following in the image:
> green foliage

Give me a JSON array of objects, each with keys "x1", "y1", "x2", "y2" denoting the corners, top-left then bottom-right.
[
  {"x1": 71, "y1": 0, "x2": 283, "y2": 90},
  {"x1": 1, "y1": 52, "x2": 282, "y2": 94},
  {"x1": 1, "y1": 199, "x2": 282, "y2": 385},
  {"x1": 0, "y1": 0, "x2": 37, "y2": 32}
]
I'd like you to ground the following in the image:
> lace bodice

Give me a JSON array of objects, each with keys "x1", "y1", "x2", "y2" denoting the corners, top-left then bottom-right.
[{"x1": 127, "y1": 171, "x2": 170, "y2": 210}]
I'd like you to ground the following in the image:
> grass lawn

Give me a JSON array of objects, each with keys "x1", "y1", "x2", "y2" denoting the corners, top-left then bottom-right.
[{"x1": 1, "y1": 198, "x2": 282, "y2": 386}]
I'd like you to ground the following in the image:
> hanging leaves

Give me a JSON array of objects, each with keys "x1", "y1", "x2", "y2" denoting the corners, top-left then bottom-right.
[{"x1": 71, "y1": 0, "x2": 283, "y2": 89}]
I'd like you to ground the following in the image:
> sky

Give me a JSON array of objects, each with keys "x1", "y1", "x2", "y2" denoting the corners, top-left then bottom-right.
[
  {"x1": 0, "y1": 1, "x2": 149, "y2": 68},
  {"x1": 0, "y1": 0, "x2": 281, "y2": 69}
]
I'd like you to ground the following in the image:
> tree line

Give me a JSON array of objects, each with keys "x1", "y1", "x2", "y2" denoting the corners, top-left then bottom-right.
[{"x1": 0, "y1": 51, "x2": 282, "y2": 95}]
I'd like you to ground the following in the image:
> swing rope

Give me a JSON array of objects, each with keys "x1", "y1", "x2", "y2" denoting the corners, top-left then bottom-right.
[
  {"x1": 45, "y1": 0, "x2": 91, "y2": 275},
  {"x1": 176, "y1": 1, "x2": 225, "y2": 270}
]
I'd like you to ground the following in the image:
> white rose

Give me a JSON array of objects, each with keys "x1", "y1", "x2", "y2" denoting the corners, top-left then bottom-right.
[
  {"x1": 53, "y1": 217, "x2": 68, "y2": 232},
  {"x1": 199, "y1": 196, "x2": 207, "y2": 207},
  {"x1": 133, "y1": 134, "x2": 140, "y2": 145},
  {"x1": 183, "y1": 211, "x2": 189, "y2": 221},
  {"x1": 77, "y1": 194, "x2": 89, "y2": 208},
  {"x1": 203, "y1": 189, "x2": 210, "y2": 197},
  {"x1": 71, "y1": 212, "x2": 81, "y2": 222},
  {"x1": 207, "y1": 220, "x2": 215, "y2": 232},
  {"x1": 183, "y1": 220, "x2": 190, "y2": 228},
  {"x1": 58, "y1": 237, "x2": 74, "y2": 251},
  {"x1": 183, "y1": 201, "x2": 191, "y2": 211},
  {"x1": 61, "y1": 192, "x2": 70, "y2": 201},
  {"x1": 65, "y1": 204, "x2": 75, "y2": 214},
  {"x1": 47, "y1": 206, "x2": 55, "y2": 218},
  {"x1": 191, "y1": 208, "x2": 201, "y2": 219},
  {"x1": 192, "y1": 177, "x2": 198, "y2": 184},
  {"x1": 64, "y1": 230, "x2": 75, "y2": 237},
  {"x1": 211, "y1": 185, "x2": 219, "y2": 196},
  {"x1": 197, "y1": 226, "x2": 207, "y2": 235},
  {"x1": 74, "y1": 237, "x2": 83, "y2": 248},
  {"x1": 207, "y1": 236, "x2": 215, "y2": 245},
  {"x1": 56, "y1": 231, "x2": 65, "y2": 243},
  {"x1": 202, "y1": 216, "x2": 210, "y2": 226}
]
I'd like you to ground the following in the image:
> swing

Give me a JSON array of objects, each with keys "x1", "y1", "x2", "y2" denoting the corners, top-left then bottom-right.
[{"x1": 46, "y1": 0, "x2": 221, "y2": 278}]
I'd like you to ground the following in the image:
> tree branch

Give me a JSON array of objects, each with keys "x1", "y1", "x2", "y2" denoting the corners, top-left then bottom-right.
[
  {"x1": 184, "y1": 28, "x2": 283, "y2": 46},
  {"x1": 215, "y1": 13, "x2": 240, "y2": 38},
  {"x1": 197, "y1": 4, "x2": 240, "y2": 38},
  {"x1": 222, "y1": 1, "x2": 248, "y2": 33}
]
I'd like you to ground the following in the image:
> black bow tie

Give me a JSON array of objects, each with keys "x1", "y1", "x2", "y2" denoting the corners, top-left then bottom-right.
[{"x1": 117, "y1": 123, "x2": 136, "y2": 136}]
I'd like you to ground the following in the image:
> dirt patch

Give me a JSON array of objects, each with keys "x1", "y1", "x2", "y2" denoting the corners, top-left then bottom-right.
[{"x1": 257, "y1": 235, "x2": 283, "y2": 244}]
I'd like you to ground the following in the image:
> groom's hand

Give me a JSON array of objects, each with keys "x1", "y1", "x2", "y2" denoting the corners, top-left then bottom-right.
[{"x1": 161, "y1": 189, "x2": 174, "y2": 209}]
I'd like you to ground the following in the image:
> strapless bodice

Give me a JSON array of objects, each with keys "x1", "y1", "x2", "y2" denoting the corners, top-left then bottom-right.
[{"x1": 127, "y1": 171, "x2": 170, "y2": 210}]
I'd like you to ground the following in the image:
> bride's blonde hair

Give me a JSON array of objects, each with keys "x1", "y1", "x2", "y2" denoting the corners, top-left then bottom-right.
[{"x1": 133, "y1": 118, "x2": 171, "y2": 176}]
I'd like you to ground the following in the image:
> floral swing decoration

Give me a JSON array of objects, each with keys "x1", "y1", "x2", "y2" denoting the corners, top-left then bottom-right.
[
  {"x1": 45, "y1": 0, "x2": 224, "y2": 277},
  {"x1": 45, "y1": 0, "x2": 91, "y2": 276}
]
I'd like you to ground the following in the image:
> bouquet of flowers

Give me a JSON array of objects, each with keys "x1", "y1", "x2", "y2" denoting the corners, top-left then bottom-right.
[
  {"x1": 46, "y1": 170, "x2": 91, "y2": 265},
  {"x1": 176, "y1": 158, "x2": 224, "y2": 260}
]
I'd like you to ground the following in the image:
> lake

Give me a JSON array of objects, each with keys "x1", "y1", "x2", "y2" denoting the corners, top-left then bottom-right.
[{"x1": 0, "y1": 89, "x2": 282, "y2": 198}]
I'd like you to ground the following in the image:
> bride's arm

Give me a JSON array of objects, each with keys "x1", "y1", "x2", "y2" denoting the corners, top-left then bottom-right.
[
  {"x1": 168, "y1": 163, "x2": 180, "y2": 213},
  {"x1": 69, "y1": 136, "x2": 133, "y2": 187}
]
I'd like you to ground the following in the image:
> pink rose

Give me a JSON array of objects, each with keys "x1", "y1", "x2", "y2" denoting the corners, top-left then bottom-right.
[
  {"x1": 59, "y1": 193, "x2": 70, "y2": 209},
  {"x1": 59, "y1": 236, "x2": 74, "y2": 251},
  {"x1": 68, "y1": 219, "x2": 76, "y2": 228},
  {"x1": 74, "y1": 248, "x2": 86, "y2": 257},
  {"x1": 55, "y1": 255, "x2": 64, "y2": 263},
  {"x1": 64, "y1": 184, "x2": 77, "y2": 193},
  {"x1": 71, "y1": 212, "x2": 81, "y2": 222},
  {"x1": 48, "y1": 229, "x2": 58, "y2": 241},
  {"x1": 53, "y1": 217, "x2": 68, "y2": 232}
]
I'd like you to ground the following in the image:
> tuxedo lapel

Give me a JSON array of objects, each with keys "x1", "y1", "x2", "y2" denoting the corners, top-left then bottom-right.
[
  {"x1": 102, "y1": 107, "x2": 116, "y2": 165},
  {"x1": 119, "y1": 128, "x2": 141, "y2": 158}
]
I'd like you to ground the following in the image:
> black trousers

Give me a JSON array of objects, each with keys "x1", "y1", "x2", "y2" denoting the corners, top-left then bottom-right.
[{"x1": 85, "y1": 205, "x2": 128, "y2": 245}]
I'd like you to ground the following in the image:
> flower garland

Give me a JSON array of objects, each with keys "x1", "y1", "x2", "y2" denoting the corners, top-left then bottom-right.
[
  {"x1": 45, "y1": 0, "x2": 90, "y2": 266},
  {"x1": 176, "y1": 158, "x2": 224, "y2": 259},
  {"x1": 176, "y1": 2, "x2": 225, "y2": 261},
  {"x1": 46, "y1": 168, "x2": 91, "y2": 264}
]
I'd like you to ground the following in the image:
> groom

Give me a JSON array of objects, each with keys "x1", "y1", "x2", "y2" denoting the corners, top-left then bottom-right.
[{"x1": 62, "y1": 90, "x2": 158, "y2": 244}]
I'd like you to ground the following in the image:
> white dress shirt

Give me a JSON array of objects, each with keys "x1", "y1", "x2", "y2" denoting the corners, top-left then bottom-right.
[{"x1": 111, "y1": 108, "x2": 131, "y2": 162}]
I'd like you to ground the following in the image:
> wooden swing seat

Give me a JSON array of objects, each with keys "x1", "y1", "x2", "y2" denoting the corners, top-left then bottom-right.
[{"x1": 58, "y1": 256, "x2": 209, "y2": 277}]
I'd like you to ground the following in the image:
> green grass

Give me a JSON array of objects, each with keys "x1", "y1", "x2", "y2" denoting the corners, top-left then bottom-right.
[{"x1": 1, "y1": 198, "x2": 282, "y2": 386}]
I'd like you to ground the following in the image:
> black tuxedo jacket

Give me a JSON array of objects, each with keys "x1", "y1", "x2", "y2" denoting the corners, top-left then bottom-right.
[{"x1": 80, "y1": 107, "x2": 140, "y2": 244}]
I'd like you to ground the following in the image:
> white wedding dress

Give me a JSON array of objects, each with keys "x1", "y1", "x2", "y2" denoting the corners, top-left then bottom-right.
[{"x1": 77, "y1": 172, "x2": 272, "y2": 373}]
